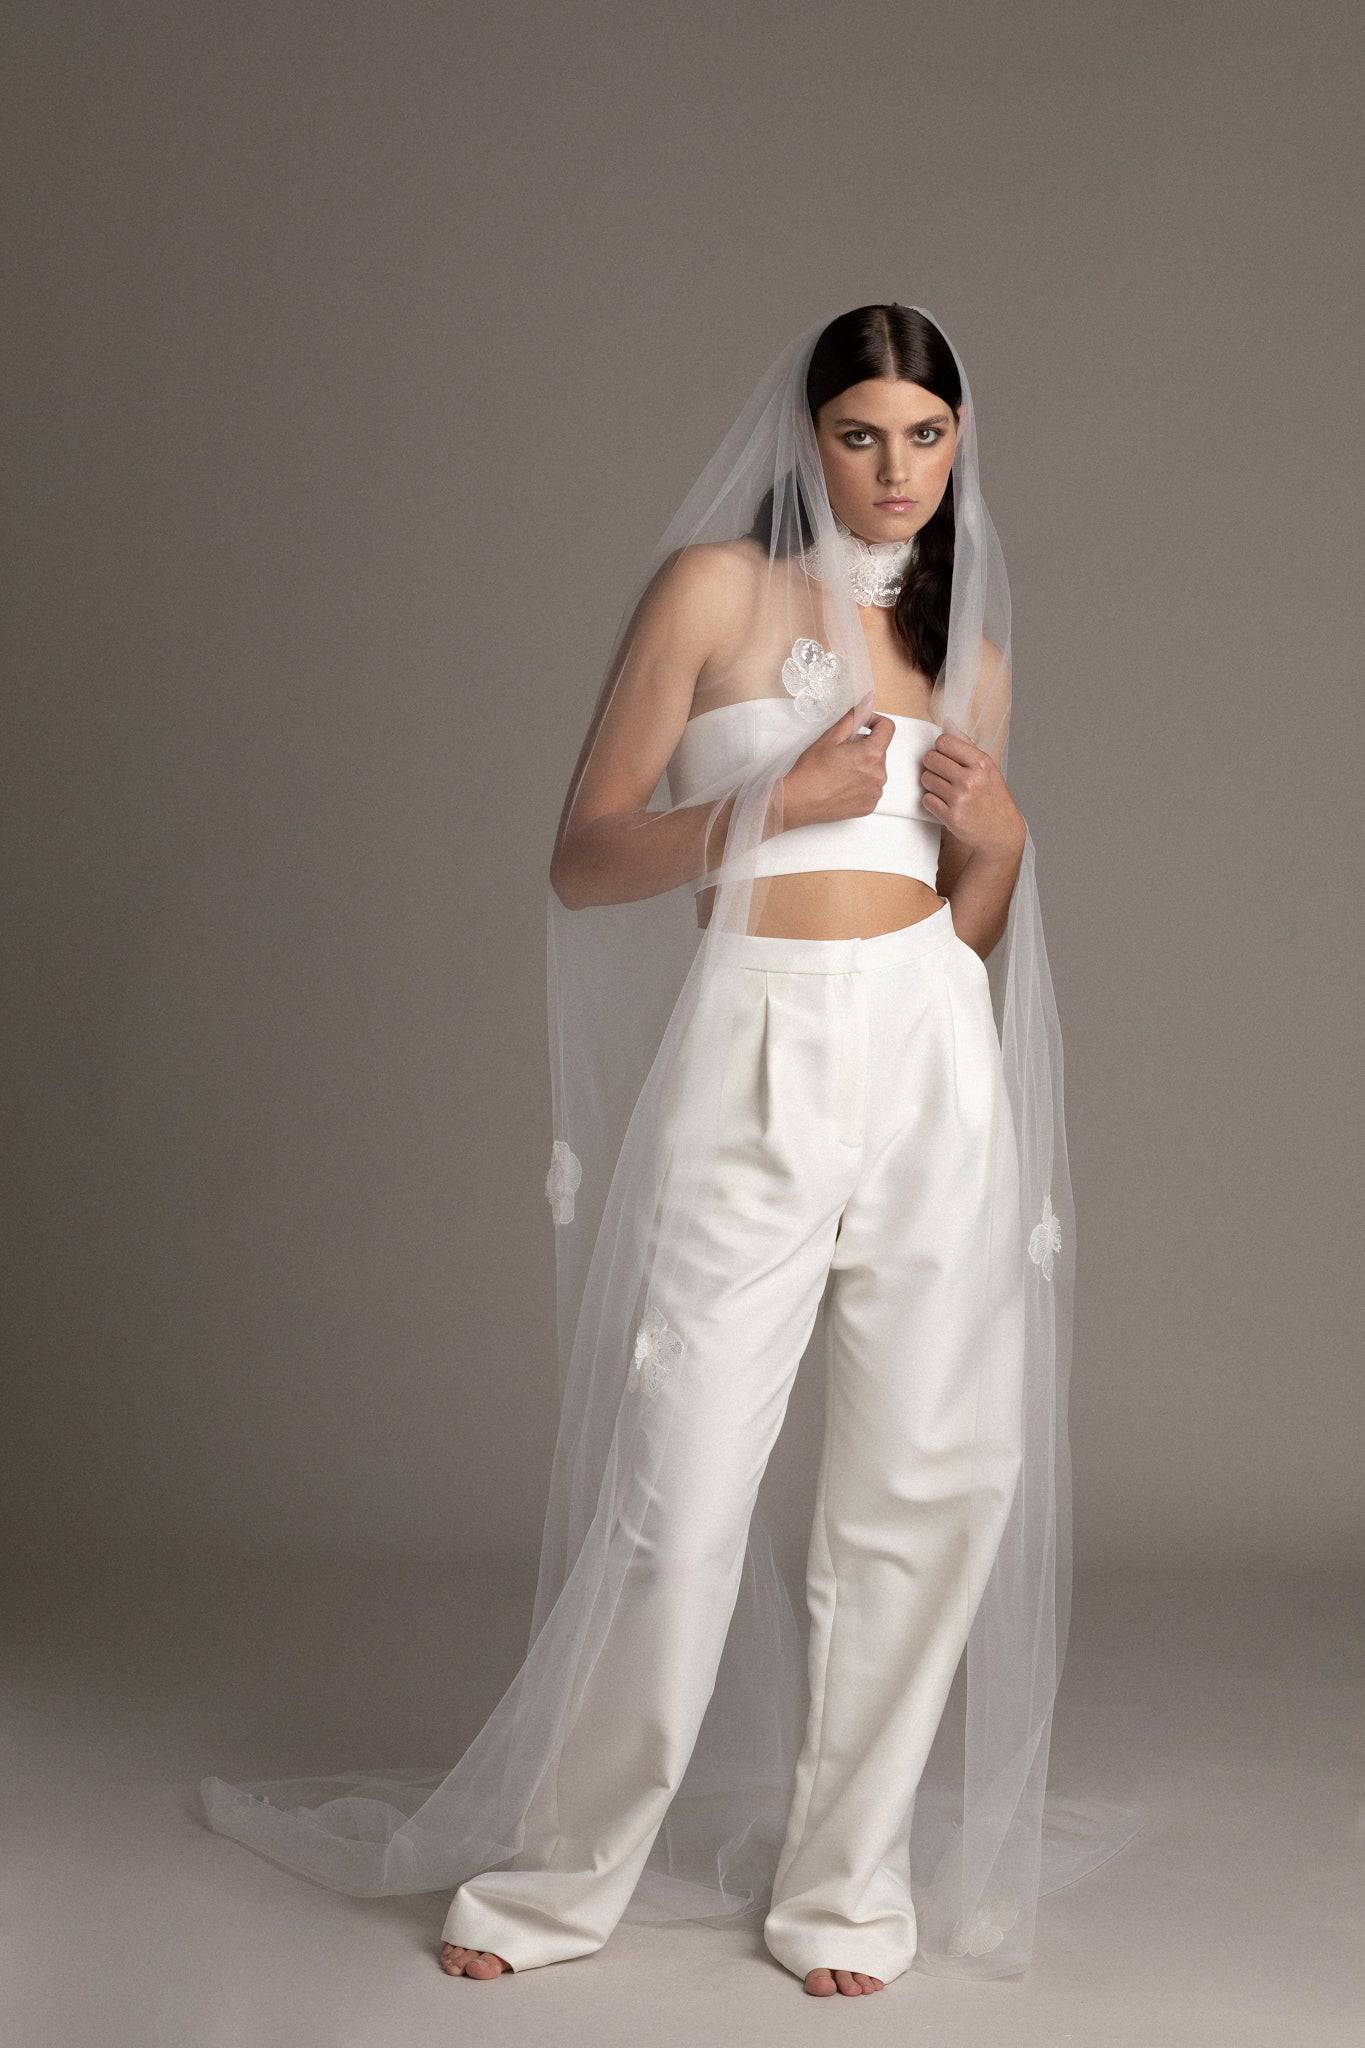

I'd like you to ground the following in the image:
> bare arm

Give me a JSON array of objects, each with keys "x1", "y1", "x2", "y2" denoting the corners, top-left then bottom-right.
[
  {"x1": 939, "y1": 831, "x2": 1026, "y2": 962},
  {"x1": 930, "y1": 637, "x2": 1026, "y2": 959},
  {"x1": 549, "y1": 547, "x2": 758, "y2": 911}
]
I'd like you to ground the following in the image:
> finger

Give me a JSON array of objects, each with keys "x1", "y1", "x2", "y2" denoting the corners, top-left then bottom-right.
[
  {"x1": 821, "y1": 697, "x2": 875, "y2": 744},
  {"x1": 931, "y1": 727, "x2": 979, "y2": 766}
]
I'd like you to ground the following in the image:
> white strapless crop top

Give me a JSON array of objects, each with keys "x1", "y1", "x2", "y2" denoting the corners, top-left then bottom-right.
[{"x1": 665, "y1": 698, "x2": 943, "y2": 894}]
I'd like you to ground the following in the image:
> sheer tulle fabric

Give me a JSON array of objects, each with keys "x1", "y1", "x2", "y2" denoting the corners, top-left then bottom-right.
[{"x1": 199, "y1": 309, "x2": 1140, "y2": 1976}]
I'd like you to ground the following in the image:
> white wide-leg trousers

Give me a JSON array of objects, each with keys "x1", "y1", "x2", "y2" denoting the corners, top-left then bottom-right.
[{"x1": 443, "y1": 898, "x2": 1026, "y2": 1982}]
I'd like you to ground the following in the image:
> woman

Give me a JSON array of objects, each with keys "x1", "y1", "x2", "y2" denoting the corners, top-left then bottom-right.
[{"x1": 200, "y1": 304, "x2": 1139, "y2": 2002}]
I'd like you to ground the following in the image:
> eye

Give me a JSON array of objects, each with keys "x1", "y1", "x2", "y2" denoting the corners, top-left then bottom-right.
[{"x1": 840, "y1": 427, "x2": 945, "y2": 450}]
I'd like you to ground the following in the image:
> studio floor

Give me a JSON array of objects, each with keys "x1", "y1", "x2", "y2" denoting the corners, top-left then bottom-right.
[{"x1": 8, "y1": 1557, "x2": 1359, "y2": 2047}]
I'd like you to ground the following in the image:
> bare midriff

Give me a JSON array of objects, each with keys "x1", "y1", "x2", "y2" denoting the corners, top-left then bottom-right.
[{"x1": 695, "y1": 869, "x2": 945, "y2": 940}]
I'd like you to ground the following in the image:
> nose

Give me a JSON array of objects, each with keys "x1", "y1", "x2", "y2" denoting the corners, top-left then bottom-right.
[{"x1": 880, "y1": 444, "x2": 911, "y2": 485}]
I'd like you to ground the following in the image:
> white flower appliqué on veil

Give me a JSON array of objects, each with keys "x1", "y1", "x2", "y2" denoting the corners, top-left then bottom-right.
[
  {"x1": 630, "y1": 1303, "x2": 684, "y2": 1398},
  {"x1": 1028, "y1": 1191, "x2": 1062, "y2": 1279},
  {"x1": 545, "y1": 1137, "x2": 582, "y2": 1226},
  {"x1": 781, "y1": 636, "x2": 844, "y2": 722},
  {"x1": 949, "y1": 1882, "x2": 1020, "y2": 1958}
]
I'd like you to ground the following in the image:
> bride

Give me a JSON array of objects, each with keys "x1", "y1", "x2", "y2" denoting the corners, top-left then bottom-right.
[{"x1": 200, "y1": 303, "x2": 1140, "y2": 2003}]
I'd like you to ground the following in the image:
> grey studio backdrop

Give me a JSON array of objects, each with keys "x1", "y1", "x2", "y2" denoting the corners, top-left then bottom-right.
[{"x1": 6, "y1": 11, "x2": 1361, "y2": 1612}]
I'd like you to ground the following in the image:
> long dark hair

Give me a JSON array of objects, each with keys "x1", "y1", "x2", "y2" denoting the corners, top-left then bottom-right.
[{"x1": 751, "y1": 304, "x2": 961, "y2": 682}]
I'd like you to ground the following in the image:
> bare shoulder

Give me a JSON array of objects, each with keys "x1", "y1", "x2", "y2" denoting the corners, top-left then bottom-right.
[
  {"x1": 971, "y1": 633, "x2": 1012, "y2": 697},
  {"x1": 631, "y1": 537, "x2": 764, "y2": 658},
  {"x1": 654, "y1": 535, "x2": 764, "y2": 609},
  {"x1": 969, "y1": 634, "x2": 1012, "y2": 763}
]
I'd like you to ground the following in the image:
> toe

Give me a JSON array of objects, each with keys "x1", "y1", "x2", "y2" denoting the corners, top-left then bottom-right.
[
  {"x1": 834, "y1": 1969, "x2": 864, "y2": 1994},
  {"x1": 854, "y1": 1972, "x2": 884, "y2": 1991},
  {"x1": 804, "y1": 1967, "x2": 837, "y2": 1996}
]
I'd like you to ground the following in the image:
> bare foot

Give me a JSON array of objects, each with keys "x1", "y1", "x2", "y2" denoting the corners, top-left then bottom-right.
[
  {"x1": 803, "y1": 1967, "x2": 885, "y2": 1996},
  {"x1": 439, "y1": 1942, "x2": 514, "y2": 1978}
]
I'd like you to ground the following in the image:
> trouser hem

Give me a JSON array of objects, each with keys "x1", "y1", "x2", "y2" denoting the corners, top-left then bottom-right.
[
  {"x1": 441, "y1": 1904, "x2": 605, "y2": 1974},
  {"x1": 763, "y1": 1936, "x2": 916, "y2": 1986}
]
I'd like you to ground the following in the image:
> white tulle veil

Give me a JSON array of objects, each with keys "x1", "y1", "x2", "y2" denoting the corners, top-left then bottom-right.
[{"x1": 199, "y1": 303, "x2": 1141, "y2": 1978}]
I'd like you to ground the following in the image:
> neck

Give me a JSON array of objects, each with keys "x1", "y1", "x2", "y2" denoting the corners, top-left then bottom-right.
[{"x1": 804, "y1": 512, "x2": 918, "y2": 609}]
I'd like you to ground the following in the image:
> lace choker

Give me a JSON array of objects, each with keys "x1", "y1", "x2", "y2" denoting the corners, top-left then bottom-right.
[{"x1": 802, "y1": 513, "x2": 918, "y2": 609}]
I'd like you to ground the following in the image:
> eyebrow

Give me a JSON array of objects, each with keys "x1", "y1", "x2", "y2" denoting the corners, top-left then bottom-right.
[{"x1": 833, "y1": 413, "x2": 952, "y2": 431}]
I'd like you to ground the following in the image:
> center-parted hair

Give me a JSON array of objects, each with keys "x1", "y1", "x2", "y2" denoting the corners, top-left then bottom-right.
[{"x1": 750, "y1": 302, "x2": 961, "y2": 682}]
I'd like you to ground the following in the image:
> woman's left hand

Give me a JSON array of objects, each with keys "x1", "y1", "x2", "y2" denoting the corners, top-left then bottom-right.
[{"x1": 919, "y1": 728, "x2": 1026, "y2": 861}]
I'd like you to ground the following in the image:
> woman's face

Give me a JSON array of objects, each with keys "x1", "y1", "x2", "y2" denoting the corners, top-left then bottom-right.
[{"x1": 814, "y1": 377, "x2": 959, "y2": 545}]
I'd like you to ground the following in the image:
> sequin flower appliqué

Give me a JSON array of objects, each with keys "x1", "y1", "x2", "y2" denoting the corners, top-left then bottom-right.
[
  {"x1": 545, "y1": 1138, "x2": 582, "y2": 1226},
  {"x1": 781, "y1": 637, "x2": 844, "y2": 722},
  {"x1": 1028, "y1": 1191, "x2": 1062, "y2": 1279},
  {"x1": 630, "y1": 1303, "x2": 683, "y2": 1398}
]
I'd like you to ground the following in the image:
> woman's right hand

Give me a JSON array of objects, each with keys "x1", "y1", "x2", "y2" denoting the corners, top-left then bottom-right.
[{"x1": 779, "y1": 694, "x2": 894, "y2": 831}]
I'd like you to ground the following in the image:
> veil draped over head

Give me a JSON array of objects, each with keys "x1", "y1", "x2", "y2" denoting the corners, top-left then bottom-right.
[{"x1": 200, "y1": 305, "x2": 1140, "y2": 1977}]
